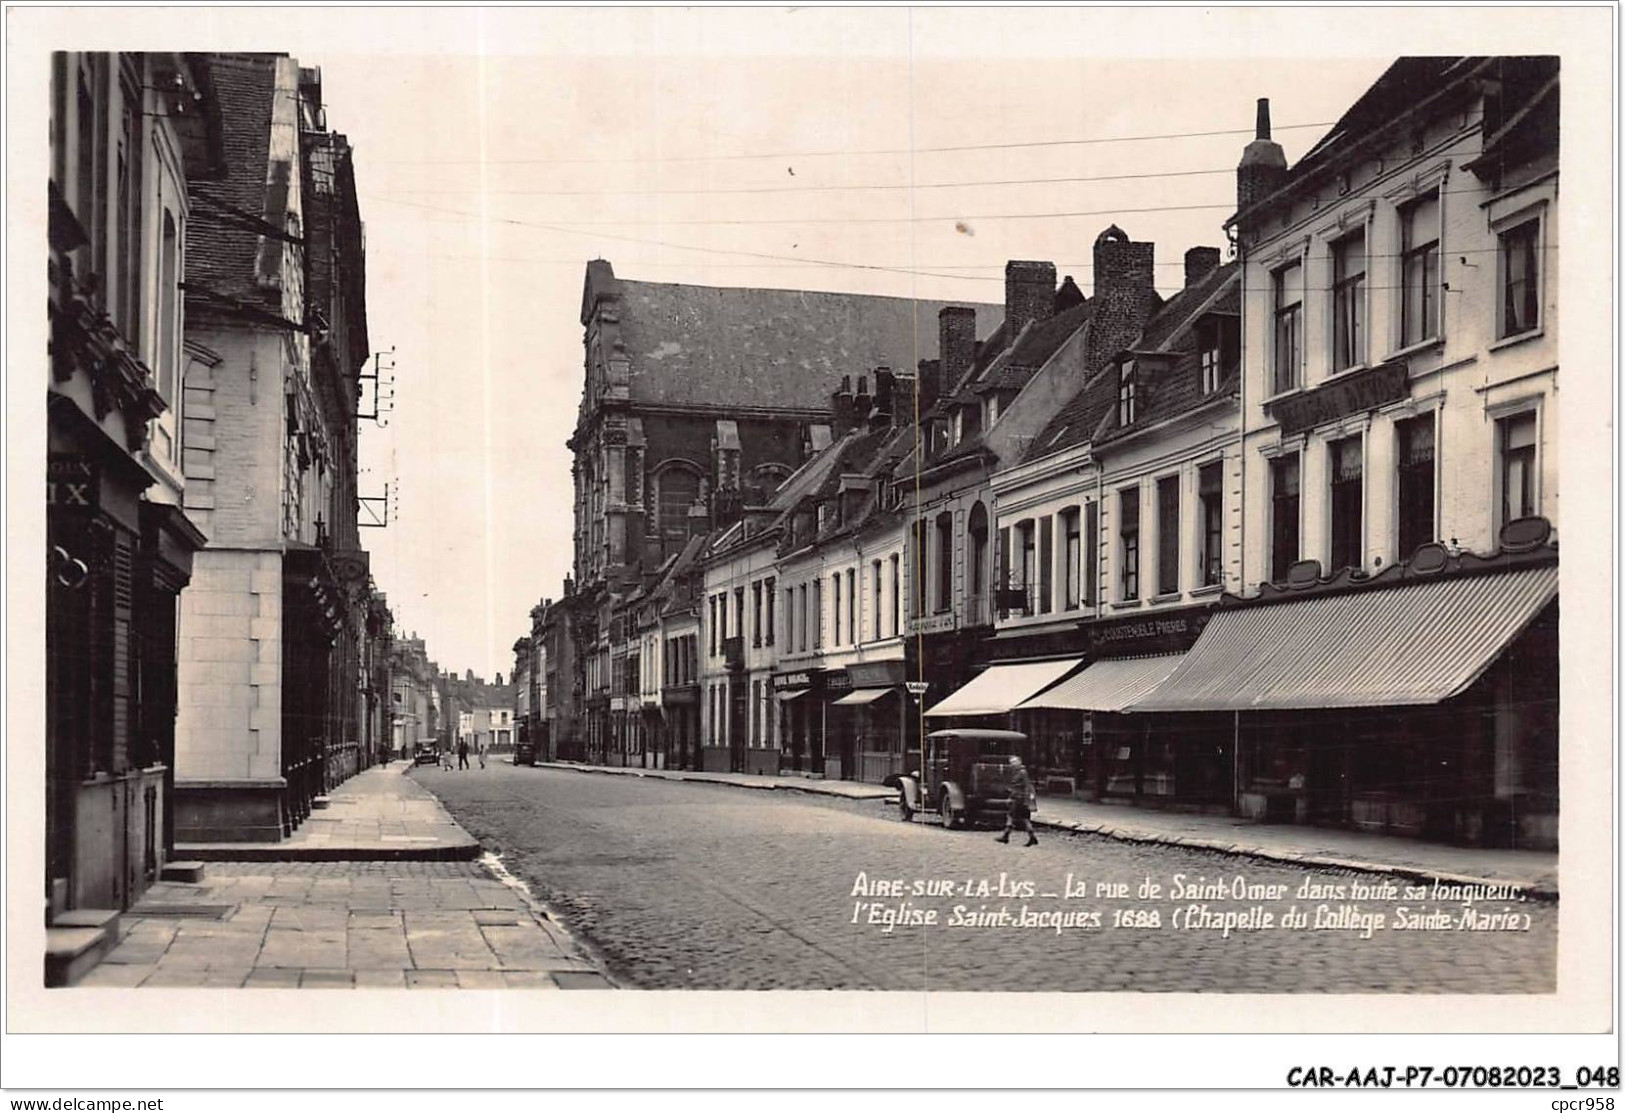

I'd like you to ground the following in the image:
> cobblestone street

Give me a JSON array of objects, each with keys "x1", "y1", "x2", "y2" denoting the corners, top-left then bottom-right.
[{"x1": 419, "y1": 763, "x2": 1557, "y2": 992}]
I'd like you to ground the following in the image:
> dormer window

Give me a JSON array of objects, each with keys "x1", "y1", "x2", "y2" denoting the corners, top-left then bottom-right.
[
  {"x1": 1199, "y1": 328, "x2": 1221, "y2": 395},
  {"x1": 952, "y1": 408, "x2": 964, "y2": 446},
  {"x1": 986, "y1": 396, "x2": 1000, "y2": 426},
  {"x1": 1117, "y1": 361, "x2": 1137, "y2": 427}
]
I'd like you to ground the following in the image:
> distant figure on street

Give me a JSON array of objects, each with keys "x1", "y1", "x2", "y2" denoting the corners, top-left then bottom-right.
[
  {"x1": 477, "y1": 737, "x2": 487, "y2": 769},
  {"x1": 457, "y1": 738, "x2": 470, "y2": 770},
  {"x1": 440, "y1": 746, "x2": 454, "y2": 771},
  {"x1": 996, "y1": 754, "x2": 1038, "y2": 847}
]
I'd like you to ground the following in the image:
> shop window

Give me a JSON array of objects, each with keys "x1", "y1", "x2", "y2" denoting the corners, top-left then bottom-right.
[
  {"x1": 1270, "y1": 454, "x2": 1300, "y2": 583},
  {"x1": 1328, "y1": 436, "x2": 1364, "y2": 572},
  {"x1": 1198, "y1": 461, "x2": 1224, "y2": 587},
  {"x1": 1499, "y1": 219, "x2": 1541, "y2": 338},
  {"x1": 1331, "y1": 230, "x2": 1366, "y2": 372},
  {"x1": 1400, "y1": 192, "x2": 1441, "y2": 348}
]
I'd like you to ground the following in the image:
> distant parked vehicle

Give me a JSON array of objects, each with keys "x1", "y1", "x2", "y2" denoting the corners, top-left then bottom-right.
[
  {"x1": 412, "y1": 743, "x2": 440, "y2": 767},
  {"x1": 513, "y1": 737, "x2": 537, "y2": 766},
  {"x1": 897, "y1": 729, "x2": 1033, "y2": 830}
]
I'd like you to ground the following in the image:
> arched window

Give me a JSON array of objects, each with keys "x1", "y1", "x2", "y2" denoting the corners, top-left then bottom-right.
[
  {"x1": 654, "y1": 462, "x2": 703, "y2": 546},
  {"x1": 750, "y1": 462, "x2": 792, "y2": 500},
  {"x1": 967, "y1": 501, "x2": 989, "y2": 607}
]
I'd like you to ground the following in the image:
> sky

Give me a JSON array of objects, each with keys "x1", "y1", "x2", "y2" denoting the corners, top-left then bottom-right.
[{"x1": 306, "y1": 15, "x2": 1399, "y2": 680}]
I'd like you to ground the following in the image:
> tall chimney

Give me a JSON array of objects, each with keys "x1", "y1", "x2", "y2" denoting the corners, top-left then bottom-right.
[
  {"x1": 831, "y1": 374, "x2": 856, "y2": 437},
  {"x1": 853, "y1": 374, "x2": 873, "y2": 429},
  {"x1": 1004, "y1": 261, "x2": 1057, "y2": 342},
  {"x1": 1184, "y1": 246, "x2": 1223, "y2": 288},
  {"x1": 1237, "y1": 96, "x2": 1288, "y2": 214},
  {"x1": 938, "y1": 306, "x2": 977, "y2": 395},
  {"x1": 873, "y1": 367, "x2": 896, "y2": 427},
  {"x1": 1088, "y1": 225, "x2": 1157, "y2": 370}
]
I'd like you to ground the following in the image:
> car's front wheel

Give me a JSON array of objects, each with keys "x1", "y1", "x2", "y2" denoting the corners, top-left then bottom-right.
[{"x1": 939, "y1": 792, "x2": 961, "y2": 830}]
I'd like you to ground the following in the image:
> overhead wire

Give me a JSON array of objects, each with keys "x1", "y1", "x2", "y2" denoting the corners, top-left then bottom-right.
[{"x1": 361, "y1": 120, "x2": 1340, "y2": 167}]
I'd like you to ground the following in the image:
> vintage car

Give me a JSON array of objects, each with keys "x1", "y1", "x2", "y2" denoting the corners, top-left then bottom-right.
[
  {"x1": 412, "y1": 743, "x2": 441, "y2": 766},
  {"x1": 897, "y1": 729, "x2": 1034, "y2": 829},
  {"x1": 513, "y1": 736, "x2": 537, "y2": 766}
]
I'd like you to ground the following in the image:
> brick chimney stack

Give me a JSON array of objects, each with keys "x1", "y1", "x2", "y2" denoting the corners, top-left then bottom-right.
[
  {"x1": 1184, "y1": 246, "x2": 1223, "y2": 288},
  {"x1": 1088, "y1": 225, "x2": 1157, "y2": 370},
  {"x1": 853, "y1": 374, "x2": 873, "y2": 429},
  {"x1": 1237, "y1": 97, "x2": 1288, "y2": 214},
  {"x1": 831, "y1": 374, "x2": 856, "y2": 437},
  {"x1": 1004, "y1": 261, "x2": 1057, "y2": 342},
  {"x1": 872, "y1": 367, "x2": 895, "y2": 428},
  {"x1": 938, "y1": 306, "x2": 977, "y2": 395}
]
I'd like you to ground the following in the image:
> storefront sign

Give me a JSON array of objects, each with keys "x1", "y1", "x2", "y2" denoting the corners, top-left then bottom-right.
[
  {"x1": 1085, "y1": 609, "x2": 1210, "y2": 657},
  {"x1": 1269, "y1": 360, "x2": 1409, "y2": 437},
  {"x1": 847, "y1": 659, "x2": 906, "y2": 688},
  {"x1": 48, "y1": 455, "x2": 98, "y2": 512},
  {"x1": 774, "y1": 671, "x2": 819, "y2": 691}
]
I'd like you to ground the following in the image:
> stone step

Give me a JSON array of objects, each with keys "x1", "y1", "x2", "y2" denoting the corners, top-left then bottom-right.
[
  {"x1": 51, "y1": 907, "x2": 121, "y2": 934},
  {"x1": 160, "y1": 860, "x2": 207, "y2": 883},
  {"x1": 44, "y1": 924, "x2": 116, "y2": 987}
]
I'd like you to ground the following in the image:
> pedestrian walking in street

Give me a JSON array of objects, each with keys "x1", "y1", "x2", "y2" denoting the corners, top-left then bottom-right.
[
  {"x1": 996, "y1": 754, "x2": 1038, "y2": 847},
  {"x1": 440, "y1": 745, "x2": 454, "y2": 771},
  {"x1": 457, "y1": 738, "x2": 470, "y2": 770},
  {"x1": 477, "y1": 737, "x2": 487, "y2": 769}
]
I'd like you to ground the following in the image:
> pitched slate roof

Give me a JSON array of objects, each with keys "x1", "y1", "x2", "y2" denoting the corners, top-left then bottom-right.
[
  {"x1": 185, "y1": 54, "x2": 281, "y2": 309},
  {"x1": 1029, "y1": 262, "x2": 1239, "y2": 461},
  {"x1": 603, "y1": 270, "x2": 1000, "y2": 412}
]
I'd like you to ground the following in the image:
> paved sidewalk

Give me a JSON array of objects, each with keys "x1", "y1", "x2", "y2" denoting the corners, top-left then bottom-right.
[
  {"x1": 78, "y1": 859, "x2": 612, "y2": 989},
  {"x1": 534, "y1": 760, "x2": 1558, "y2": 897},
  {"x1": 177, "y1": 761, "x2": 480, "y2": 860}
]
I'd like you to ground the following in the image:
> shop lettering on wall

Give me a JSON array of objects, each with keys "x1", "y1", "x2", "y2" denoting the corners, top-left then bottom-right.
[
  {"x1": 1086, "y1": 611, "x2": 1209, "y2": 656},
  {"x1": 1269, "y1": 360, "x2": 1409, "y2": 437},
  {"x1": 48, "y1": 456, "x2": 97, "y2": 511}
]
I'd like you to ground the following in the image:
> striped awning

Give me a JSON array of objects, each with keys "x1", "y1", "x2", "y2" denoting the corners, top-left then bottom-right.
[
  {"x1": 1017, "y1": 654, "x2": 1184, "y2": 712},
  {"x1": 831, "y1": 687, "x2": 894, "y2": 707},
  {"x1": 1129, "y1": 565, "x2": 1558, "y2": 712},
  {"x1": 923, "y1": 658, "x2": 1083, "y2": 718}
]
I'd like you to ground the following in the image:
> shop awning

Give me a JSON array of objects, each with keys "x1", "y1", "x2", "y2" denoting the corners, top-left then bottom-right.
[
  {"x1": 831, "y1": 687, "x2": 893, "y2": 706},
  {"x1": 1129, "y1": 565, "x2": 1558, "y2": 712},
  {"x1": 1016, "y1": 654, "x2": 1184, "y2": 712},
  {"x1": 923, "y1": 658, "x2": 1083, "y2": 718},
  {"x1": 775, "y1": 689, "x2": 809, "y2": 703}
]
